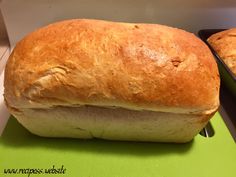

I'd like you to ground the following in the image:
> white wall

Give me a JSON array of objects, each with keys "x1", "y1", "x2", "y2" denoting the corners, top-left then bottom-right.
[{"x1": 1, "y1": 0, "x2": 236, "y2": 47}]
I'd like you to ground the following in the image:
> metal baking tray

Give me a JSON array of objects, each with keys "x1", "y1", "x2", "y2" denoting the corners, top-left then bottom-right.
[{"x1": 198, "y1": 29, "x2": 236, "y2": 97}]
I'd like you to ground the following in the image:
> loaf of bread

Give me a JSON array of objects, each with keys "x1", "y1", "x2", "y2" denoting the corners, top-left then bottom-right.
[
  {"x1": 208, "y1": 28, "x2": 236, "y2": 76},
  {"x1": 4, "y1": 19, "x2": 220, "y2": 143}
]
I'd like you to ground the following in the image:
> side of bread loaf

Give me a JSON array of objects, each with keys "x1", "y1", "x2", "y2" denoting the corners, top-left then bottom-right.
[
  {"x1": 10, "y1": 106, "x2": 213, "y2": 143},
  {"x1": 207, "y1": 28, "x2": 236, "y2": 75}
]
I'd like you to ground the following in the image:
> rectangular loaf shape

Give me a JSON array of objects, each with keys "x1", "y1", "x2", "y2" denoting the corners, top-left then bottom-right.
[{"x1": 4, "y1": 19, "x2": 220, "y2": 142}]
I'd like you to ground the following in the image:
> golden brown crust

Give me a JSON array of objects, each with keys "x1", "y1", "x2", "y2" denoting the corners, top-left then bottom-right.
[
  {"x1": 208, "y1": 28, "x2": 236, "y2": 75},
  {"x1": 4, "y1": 19, "x2": 220, "y2": 114}
]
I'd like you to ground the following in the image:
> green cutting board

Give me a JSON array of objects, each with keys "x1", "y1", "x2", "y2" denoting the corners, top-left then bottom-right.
[{"x1": 0, "y1": 112, "x2": 235, "y2": 177}]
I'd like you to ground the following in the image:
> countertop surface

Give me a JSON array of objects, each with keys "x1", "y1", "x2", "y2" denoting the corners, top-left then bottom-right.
[{"x1": 0, "y1": 112, "x2": 235, "y2": 177}]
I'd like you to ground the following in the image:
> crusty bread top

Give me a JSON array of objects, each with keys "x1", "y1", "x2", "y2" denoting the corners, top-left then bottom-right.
[
  {"x1": 208, "y1": 28, "x2": 236, "y2": 75},
  {"x1": 4, "y1": 19, "x2": 220, "y2": 114}
]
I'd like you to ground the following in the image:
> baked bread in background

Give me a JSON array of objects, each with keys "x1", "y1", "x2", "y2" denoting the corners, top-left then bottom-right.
[
  {"x1": 208, "y1": 28, "x2": 236, "y2": 76},
  {"x1": 4, "y1": 19, "x2": 220, "y2": 143}
]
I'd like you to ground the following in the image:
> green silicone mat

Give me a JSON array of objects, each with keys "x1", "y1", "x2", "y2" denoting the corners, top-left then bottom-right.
[{"x1": 0, "y1": 112, "x2": 235, "y2": 177}]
